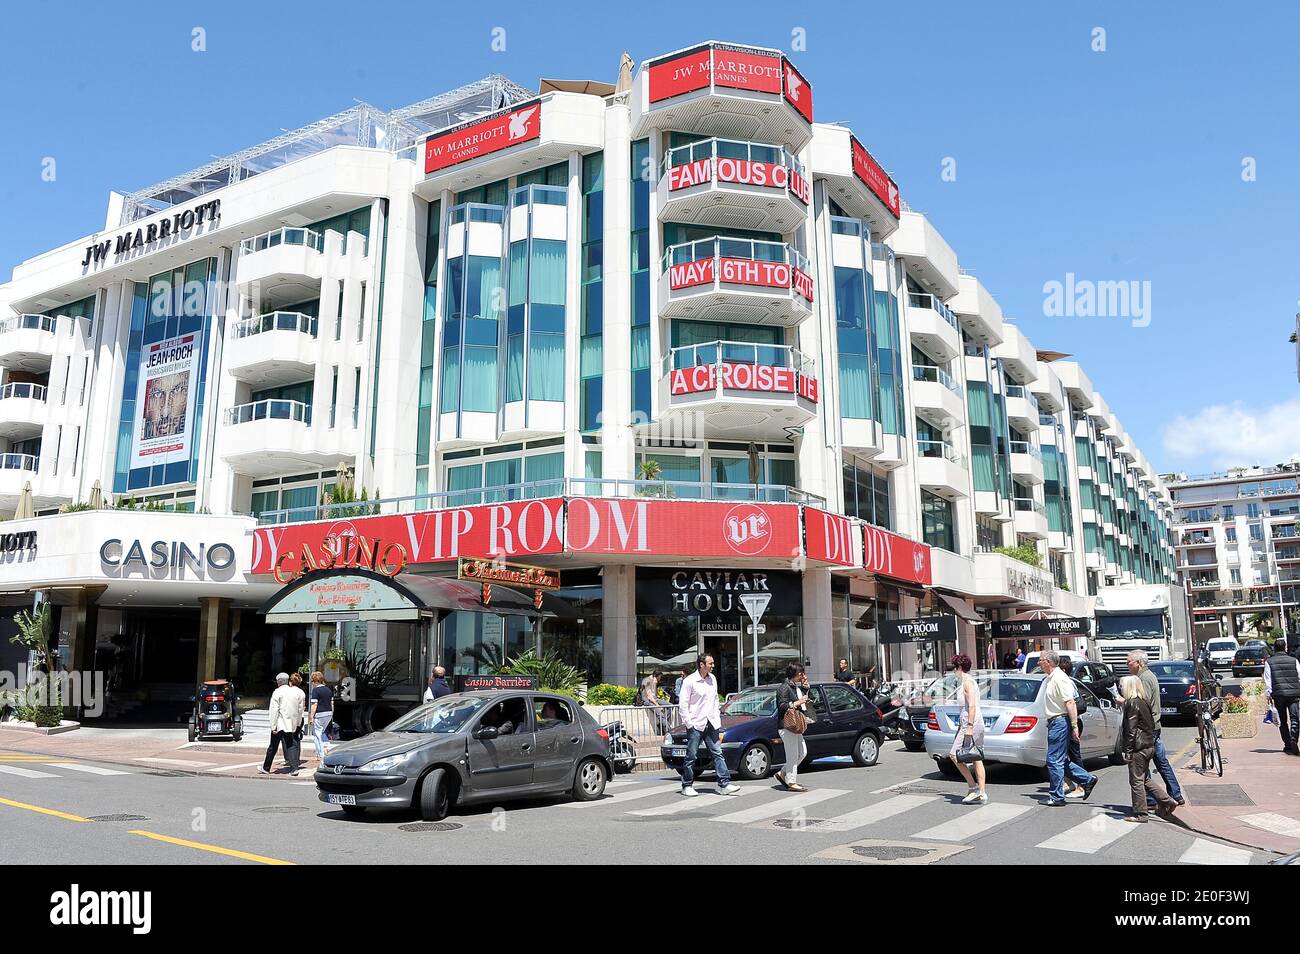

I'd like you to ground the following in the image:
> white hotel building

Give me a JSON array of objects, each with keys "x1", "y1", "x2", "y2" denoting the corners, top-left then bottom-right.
[{"x1": 0, "y1": 42, "x2": 1177, "y2": 713}]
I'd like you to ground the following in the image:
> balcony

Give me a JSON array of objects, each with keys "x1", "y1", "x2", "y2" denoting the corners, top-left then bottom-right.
[
  {"x1": 659, "y1": 237, "x2": 813, "y2": 326},
  {"x1": 1010, "y1": 440, "x2": 1044, "y2": 484},
  {"x1": 0, "y1": 382, "x2": 47, "y2": 440},
  {"x1": 1004, "y1": 385, "x2": 1040, "y2": 430},
  {"x1": 0, "y1": 452, "x2": 39, "y2": 506},
  {"x1": 889, "y1": 212, "x2": 959, "y2": 300},
  {"x1": 656, "y1": 340, "x2": 818, "y2": 439},
  {"x1": 1180, "y1": 531, "x2": 1215, "y2": 548},
  {"x1": 807, "y1": 126, "x2": 900, "y2": 239},
  {"x1": 915, "y1": 439, "x2": 968, "y2": 500},
  {"x1": 1187, "y1": 574, "x2": 1221, "y2": 590},
  {"x1": 1013, "y1": 497, "x2": 1049, "y2": 539},
  {"x1": 911, "y1": 364, "x2": 965, "y2": 428},
  {"x1": 226, "y1": 312, "x2": 319, "y2": 388},
  {"x1": 632, "y1": 42, "x2": 813, "y2": 151},
  {"x1": 906, "y1": 293, "x2": 962, "y2": 363},
  {"x1": 949, "y1": 274, "x2": 1004, "y2": 348},
  {"x1": 221, "y1": 399, "x2": 333, "y2": 478},
  {"x1": 658, "y1": 138, "x2": 809, "y2": 232},
  {"x1": 0, "y1": 315, "x2": 58, "y2": 373},
  {"x1": 236, "y1": 227, "x2": 324, "y2": 309},
  {"x1": 993, "y1": 324, "x2": 1038, "y2": 386}
]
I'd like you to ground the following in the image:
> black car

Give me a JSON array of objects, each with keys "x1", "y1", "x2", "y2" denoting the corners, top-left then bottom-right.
[
  {"x1": 661, "y1": 682, "x2": 884, "y2": 780},
  {"x1": 1073, "y1": 661, "x2": 1120, "y2": 701},
  {"x1": 1149, "y1": 660, "x2": 1218, "y2": 722},
  {"x1": 1232, "y1": 646, "x2": 1269, "y2": 677}
]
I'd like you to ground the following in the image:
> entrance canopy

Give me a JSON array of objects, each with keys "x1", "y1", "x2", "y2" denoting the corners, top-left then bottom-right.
[{"x1": 260, "y1": 568, "x2": 567, "y2": 624}]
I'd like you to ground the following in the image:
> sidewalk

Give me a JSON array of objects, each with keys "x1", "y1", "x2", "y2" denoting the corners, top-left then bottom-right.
[
  {"x1": 0, "y1": 725, "x2": 323, "y2": 779},
  {"x1": 1174, "y1": 722, "x2": 1300, "y2": 857}
]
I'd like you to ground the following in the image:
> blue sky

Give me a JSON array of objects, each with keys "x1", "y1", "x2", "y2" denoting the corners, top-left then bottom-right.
[{"x1": 2, "y1": 2, "x2": 1297, "y2": 475}]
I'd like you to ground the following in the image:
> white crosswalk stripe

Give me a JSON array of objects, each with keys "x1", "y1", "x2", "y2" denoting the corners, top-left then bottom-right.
[
  {"x1": 559, "y1": 781, "x2": 682, "y2": 807},
  {"x1": 46, "y1": 762, "x2": 129, "y2": 776},
  {"x1": 628, "y1": 787, "x2": 761, "y2": 817},
  {"x1": 913, "y1": 802, "x2": 1033, "y2": 842},
  {"x1": 0, "y1": 764, "x2": 61, "y2": 779},
  {"x1": 1178, "y1": 838, "x2": 1254, "y2": 865},
  {"x1": 132, "y1": 757, "x2": 217, "y2": 769},
  {"x1": 1035, "y1": 811, "x2": 1138, "y2": 854},
  {"x1": 1237, "y1": 812, "x2": 1300, "y2": 839},
  {"x1": 803, "y1": 793, "x2": 934, "y2": 833},
  {"x1": 713, "y1": 788, "x2": 849, "y2": 824}
]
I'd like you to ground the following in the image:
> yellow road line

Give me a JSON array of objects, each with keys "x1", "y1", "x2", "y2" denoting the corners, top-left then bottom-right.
[
  {"x1": 127, "y1": 831, "x2": 296, "y2": 865},
  {"x1": 0, "y1": 795, "x2": 91, "y2": 822}
]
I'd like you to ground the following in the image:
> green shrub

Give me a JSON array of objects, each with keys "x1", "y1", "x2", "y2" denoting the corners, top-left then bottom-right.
[
  {"x1": 995, "y1": 543, "x2": 1042, "y2": 568},
  {"x1": 586, "y1": 684, "x2": 637, "y2": 706}
]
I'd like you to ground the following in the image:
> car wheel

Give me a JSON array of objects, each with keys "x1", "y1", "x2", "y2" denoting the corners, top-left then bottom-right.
[
  {"x1": 418, "y1": 767, "x2": 452, "y2": 821},
  {"x1": 737, "y1": 743, "x2": 771, "y2": 780},
  {"x1": 187, "y1": 723, "x2": 197, "y2": 743},
  {"x1": 936, "y1": 757, "x2": 961, "y2": 778},
  {"x1": 572, "y1": 757, "x2": 608, "y2": 801},
  {"x1": 903, "y1": 740, "x2": 925, "y2": 752},
  {"x1": 852, "y1": 731, "x2": 881, "y2": 767},
  {"x1": 341, "y1": 805, "x2": 366, "y2": 818}
]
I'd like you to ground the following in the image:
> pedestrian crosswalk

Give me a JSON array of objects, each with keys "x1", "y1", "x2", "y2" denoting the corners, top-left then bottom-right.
[
  {"x1": 580, "y1": 776, "x2": 1268, "y2": 863},
  {"x1": 0, "y1": 754, "x2": 131, "y2": 779}
]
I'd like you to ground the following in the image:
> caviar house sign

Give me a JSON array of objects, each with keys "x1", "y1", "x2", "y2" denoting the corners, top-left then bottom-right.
[
  {"x1": 636, "y1": 567, "x2": 800, "y2": 616},
  {"x1": 80, "y1": 199, "x2": 222, "y2": 268}
]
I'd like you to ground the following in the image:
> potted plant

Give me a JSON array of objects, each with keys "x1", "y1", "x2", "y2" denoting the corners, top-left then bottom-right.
[
  {"x1": 322, "y1": 646, "x2": 346, "y2": 683},
  {"x1": 1218, "y1": 694, "x2": 1257, "y2": 739}
]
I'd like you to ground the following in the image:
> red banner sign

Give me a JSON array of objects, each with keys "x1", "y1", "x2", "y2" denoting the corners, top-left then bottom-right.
[
  {"x1": 781, "y1": 58, "x2": 814, "y2": 124},
  {"x1": 862, "y1": 523, "x2": 932, "y2": 586},
  {"x1": 850, "y1": 136, "x2": 901, "y2": 219},
  {"x1": 648, "y1": 45, "x2": 784, "y2": 103},
  {"x1": 424, "y1": 101, "x2": 541, "y2": 175},
  {"x1": 648, "y1": 46, "x2": 714, "y2": 102},
  {"x1": 720, "y1": 257, "x2": 790, "y2": 288},
  {"x1": 792, "y1": 266, "x2": 815, "y2": 303},
  {"x1": 709, "y1": 47, "x2": 783, "y2": 94},
  {"x1": 669, "y1": 362, "x2": 819, "y2": 402},
  {"x1": 565, "y1": 498, "x2": 801, "y2": 560},
  {"x1": 667, "y1": 156, "x2": 811, "y2": 206},
  {"x1": 805, "y1": 509, "x2": 855, "y2": 566}
]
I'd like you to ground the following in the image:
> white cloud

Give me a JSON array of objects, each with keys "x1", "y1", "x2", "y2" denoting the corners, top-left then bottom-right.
[{"x1": 1162, "y1": 397, "x2": 1300, "y2": 471}]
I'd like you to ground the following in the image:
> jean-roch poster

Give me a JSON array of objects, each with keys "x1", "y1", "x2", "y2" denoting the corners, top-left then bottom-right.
[{"x1": 130, "y1": 331, "x2": 200, "y2": 470}]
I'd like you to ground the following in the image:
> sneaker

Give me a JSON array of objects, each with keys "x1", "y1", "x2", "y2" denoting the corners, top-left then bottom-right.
[
  {"x1": 680, "y1": 786, "x2": 699, "y2": 798},
  {"x1": 716, "y1": 784, "x2": 742, "y2": 796},
  {"x1": 1079, "y1": 777, "x2": 1098, "y2": 801},
  {"x1": 290, "y1": 770, "x2": 301, "y2": 777},
  {"x1": 1122, "y1": 815, "x2": 1149, "y2": 824},
  {"x1": 1065, "y1": 787, "x2": 1086, "y2": 799},
  {"x1": 1044, "y1": 798, "x2": 1067, "y2": 807},
  {"x1": 961, "y1": 790, "x2": 984, "y2": 805},
  {"x1": 257, "y1": 767, "x2": 270, "y2": 775}
]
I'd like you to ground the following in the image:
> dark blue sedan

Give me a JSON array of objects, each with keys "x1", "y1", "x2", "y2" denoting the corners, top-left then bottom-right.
[{"x1": 660, "y1": 682, "x2": 884, "y2": 780}]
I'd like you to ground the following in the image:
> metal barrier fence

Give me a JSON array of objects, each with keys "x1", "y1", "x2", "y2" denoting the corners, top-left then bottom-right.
[{"x1": 592, "y1": 704, "x2": 683, "y2": 742}]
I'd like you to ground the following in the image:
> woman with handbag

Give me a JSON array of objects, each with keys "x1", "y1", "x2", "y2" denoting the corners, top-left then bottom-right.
[
  {"x1": 947, "y1": 654, "x2": 987, "y2": 804},
  {"x1": 775, "y1": 663, "x2": 812, "y2": 792},
  {"x1": 1119, "y1": 675, "x2": 1177, "y2": 823}
]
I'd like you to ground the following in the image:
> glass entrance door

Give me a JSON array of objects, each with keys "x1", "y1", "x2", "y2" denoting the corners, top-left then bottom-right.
[{"x1": 702, "y1": 632, "x2": 741, "y2": 698}]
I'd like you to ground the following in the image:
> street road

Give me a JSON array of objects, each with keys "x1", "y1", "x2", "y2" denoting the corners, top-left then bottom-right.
[{"x1": 0, "y1": 720, "x2": 1268, "y2": 865}]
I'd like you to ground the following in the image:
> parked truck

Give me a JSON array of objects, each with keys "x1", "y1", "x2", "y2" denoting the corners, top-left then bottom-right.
[{"x1": 1090, "y1": 584, "x2": 1191, "y2": 669}]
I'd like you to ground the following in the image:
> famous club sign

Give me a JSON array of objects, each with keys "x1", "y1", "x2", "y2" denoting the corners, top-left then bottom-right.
[
  {"x1": 424, "y1": 100, "x2": 542, "y2": 175},
  {"x1": 646, "y1": 43, "x2": 813, "y2": 125},
  {"x1": 667, "y1": 155, "x2": 811, "y2": 206}
]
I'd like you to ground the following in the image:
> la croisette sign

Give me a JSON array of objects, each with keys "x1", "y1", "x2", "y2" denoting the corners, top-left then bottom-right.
[
  {"x1": 669, "y1": 361, "x2": 819, "y2": 403},
  {"x1": 251, "y1": 498, "x2": 933, "y2": 587}
]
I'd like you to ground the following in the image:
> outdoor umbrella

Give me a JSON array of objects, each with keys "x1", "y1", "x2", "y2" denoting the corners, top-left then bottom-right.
[
  {"x1": 13, "y1": 481, "x2": 34, "y2": 520},
  {"x1": 88, "y1": 480, "x2": 104, "y2": 510}
]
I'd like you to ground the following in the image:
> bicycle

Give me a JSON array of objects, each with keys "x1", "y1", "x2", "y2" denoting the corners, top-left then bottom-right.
[{"x1": 1195, "y1": 696, "x2": 1223, "y2": 777}]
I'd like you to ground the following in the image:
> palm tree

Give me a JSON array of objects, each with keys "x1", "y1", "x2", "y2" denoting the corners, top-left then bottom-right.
[{"x1": 1247, "y1": 611, "x2": 1273, "y2": 635}]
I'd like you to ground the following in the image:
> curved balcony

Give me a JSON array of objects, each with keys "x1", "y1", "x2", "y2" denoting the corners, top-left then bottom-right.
[
  {"x1": 0, "y1": 452, "x2": 39, "y2": 506},
  {"x1": 1010, "y1": 440, "x2": 1045, "y2": 485},
  {"x1": 655, "y1": 339, "x2": 818, "y2": 439},
  {"x1": 1013, "y1": 497, "x2": 1049, "y2": 539},
  {"x1": 0, "y1": 315, "x2": 58, "y2": 373},
  {"x1": 221, "y1": 399, "x2": 333, "y2": 478},
  {"x1": 236, "y1": 227, "x2": 323, "y2": 309},
  {"x1": 659, "y1": 238, "x2": 813, "y2": 326},
  {"x1": 632, "y1": 42, "x2": 813, "y2": 151},
  {"x1": 226, "y1": 312, "x2": 319, "y2": 388},
  {"x1": 911, "y1": 364, "x2": 965, "y2": 430},
  {"x1": 916, "y1": 439, "x2": 968, "y2": 500},
  {"x1": 1004, "y1": 384, "x2": 1040, "y2": 430},
  {"x1": 0, "y1": 382, "x2": 47, "y2": 440},
  {"x1": 906, "y1": 292, "x2": 961, "y2": 364},
  {"x1": 658, "y1": 138, "x2": 809, "y2": 232}
]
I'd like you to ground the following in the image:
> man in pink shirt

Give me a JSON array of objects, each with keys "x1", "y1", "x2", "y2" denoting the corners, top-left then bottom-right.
[{"x1": 676, "y1": 654, "x2": 741, "y2": 797}]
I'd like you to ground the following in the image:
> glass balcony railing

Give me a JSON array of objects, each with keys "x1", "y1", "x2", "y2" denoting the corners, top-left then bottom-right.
[
  {"x1": 509, "y1": 184, "x2": 567, "y2": 208},
  {"x1": 254, "y1": 477, "x2": 827, "y2": 526},
  {"x1": 662, "y1": 339, "x2": 815, "y2": 377},
  {"x1": 0, "y1": 382, "x2": 47, "y2": 402},
  {"x1": 234, "y1": 311, "x2": 318, "y2": 339},
  {"x1": 661, "y1": 236, "x2": 810, "y2": 277},
  {"x1": 660, "y1": 137, "x2": 808, "y2": 184},
  {"x1": 1005, "y1": 384, "x2": 1041, "y2": 413},
  {"x1": 917, "y1": 438, "x2": 966, "y2": 468},
  {"x1": 912, "y1": 364, "x2": 962, "y2": 394},
  {"x1": 1009, "y1": 440, "x2": 1042, "y2": 460},
  {"x1": 830, "y1": 216, "x2": 866, "y2": 237},
  {"x1": 907, "y1": 292, "x2": 959, "y2": 331},
  {"x1": 240, "y1": 226, "x2": 322, "y2": 255},
  {"x1": 223, "y1": 399, "x2": 312, "y2": 426},
  {"x1": 0, "y1": 452, "x2": 37, "y2": 472},
  {"x1": 449, "y1": 203, "x2": 506, "y2": 225},
  {"x1": 1013, "y1": 497, "x2": 1047, "y2": 516},
  {"x1": 0, "y1": 314, "x2": 57, "y2": 335}
]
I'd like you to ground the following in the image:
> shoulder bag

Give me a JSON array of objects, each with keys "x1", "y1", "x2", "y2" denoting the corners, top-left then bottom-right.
[{"x1": 782, "y1": 687, "x2": 809, "y2": 734}]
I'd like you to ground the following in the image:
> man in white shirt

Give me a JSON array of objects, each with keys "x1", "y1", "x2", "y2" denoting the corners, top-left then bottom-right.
[
  {"x1": 1040, "y1": 650, "x2": 1096, "y2": 806},
  {"x1": 259, "y1": 672, "x2": 306, "y2": 776},
  {"x1": 676, "y1": 654, "x2": 741, "y2": 797}
]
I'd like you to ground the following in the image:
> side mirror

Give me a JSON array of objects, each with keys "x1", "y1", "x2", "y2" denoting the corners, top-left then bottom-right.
[{"x1": 473, "y1": 725, "x2": 499, "y2": 741}]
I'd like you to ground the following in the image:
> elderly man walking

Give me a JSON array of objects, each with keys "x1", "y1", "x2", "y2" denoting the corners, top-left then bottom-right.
[
  {"x1": 1040, "y1": 650, "x2": 1096, "y2": 806},
  {"x1": 259, "y1": 672, "x2": 306, "y2": 776},
  {"x1": 1127, "y1": 650, "x2": 1185, "y2": 805}
]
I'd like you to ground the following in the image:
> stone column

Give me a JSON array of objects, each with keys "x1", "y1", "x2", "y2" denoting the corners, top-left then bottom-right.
[
  {"x1": 56, "y1": 589, "x2": 100, "y2": 718},
  {"x1": 197, "y1": 597, "x2": 234, "y2": 682},
  {"x1": 802, "y1": 566, "x2": 833, "y2": 682},
  {"x1": 602, "y1": 564, "x2": 636, "y2": 687}
]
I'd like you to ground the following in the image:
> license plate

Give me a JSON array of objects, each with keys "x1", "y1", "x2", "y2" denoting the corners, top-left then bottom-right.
[
  {"x1": 1161, "y1": 707, "x2": 1177, "y2": 715},
  {"x1": 668, "y1": 747, "x2": 686, "y2": 758},
  {"x1": 206, "y1": 722, "x2": 222, "y2": 732},
  {"x1": 325, "y1": 794, "x2": 356, "y2": 806},
  {"x1": 911, "y1": 721, "x2": 928, "y2": 731}
]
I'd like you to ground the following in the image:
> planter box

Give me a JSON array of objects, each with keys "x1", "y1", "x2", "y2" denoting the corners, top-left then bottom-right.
[
  {"x1": 1218, "y1": 711, "x2": 1257, "y2": 739},
  {"x1": 0, "y1": 719, "x2": 80, "y2": 735}
]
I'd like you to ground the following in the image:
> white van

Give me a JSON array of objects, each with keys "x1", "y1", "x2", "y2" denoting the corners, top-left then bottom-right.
[{"x1": 1204, "y1": 637, "x2": 1239, "y2": 671}]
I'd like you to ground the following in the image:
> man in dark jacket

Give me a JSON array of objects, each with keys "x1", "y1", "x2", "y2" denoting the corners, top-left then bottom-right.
[
  {"x1": 1120, "y1": 674, "x2": 1178, "y2": 823},
  {"x1": 423, "y1": 667, "x2": 451, "y2": 703},
  {"x1": 1264, "y1": 645, "x2": 1300, "y2": 755}
]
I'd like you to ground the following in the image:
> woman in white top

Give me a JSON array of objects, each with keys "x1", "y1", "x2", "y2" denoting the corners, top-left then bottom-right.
[{"x1": 946, "y1": 654, "x2": 987, "y2": 804}]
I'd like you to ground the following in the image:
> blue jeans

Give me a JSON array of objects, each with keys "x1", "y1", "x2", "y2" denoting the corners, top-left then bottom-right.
[
  {"x1": 1146, "y1": 732, "x2": 1183, "y2": 806},
  {"x1": 680, "y1": 724, "x2": 731, "y2": 789},
  {"x1": 1046, "y1": 716, "x2": 1094, "y2": 800}
]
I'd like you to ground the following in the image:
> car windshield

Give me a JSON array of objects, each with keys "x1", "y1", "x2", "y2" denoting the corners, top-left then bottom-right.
[
  {"x1": 1149, "y1": 662, "x2": 1194, "y2": 678},
  {"x1": 1236, "y1": 649, "x2": 1265, "y2": 658},
  {"x1": 1207, "y1": 641, "x2": 1235, "y2": 652},
  {"x1": 722, "y1": 688, "x2": 776, "y2": 718},
  {"x1": 383, "y1": 696, "x2": 488, "y2": 733},
  {"x1": 1026, "y1": 654, "x2": 1076, "y2": 673}
]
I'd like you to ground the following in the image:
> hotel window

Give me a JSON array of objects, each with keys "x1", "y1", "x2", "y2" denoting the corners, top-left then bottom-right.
[
  {"x1": 310, "y1": 206, "x2": 370, "y2": 256},
  {"x1": 976, "y1": 515, "x2": 1001, "y2": 551},
  {"x1": 335, "y1": 282, "x2": 344, "y2": 341},
  {"x1": 630, "y1": 138, "x2": 651, "y2": 418},
  {"x1": 505, "y1": 237, "x2": 566, "y2": 403},
  {"x1": 835, "y1": 266, "x2": 873, "y2": 420},
  {"x1": 441, "y1": 251, "x2": 503, "y2": 413},
  {"x1": 80, "y1": 356, "x2": 89, "y2": 405},
  {"x1": 352, "y1": 368, "x2": 361, "y2": 428},
  {"x1": 357, "y1": 282, "x2": 367, "y2": 342},
  {"x1": 872, "y1": 286, "x2": 904, "y2": 436},
  {"x1": 967, "y1": 383, "x2": 997, "y2": 494},
  {"x1": 52, "y1": 426, "x2": 61, "y2": 476},
  {"x1": 580, "y1": 152, "x2": 604, "y2": 432},
  {"x1": 417, "y1": 200, "x2": 442, "y2": 496},
  {"x1": 922, "y1": 490, "x2": 956, "y2": 553},
  {"x1": 329, "y1": 367, "x2": 339, "y2": 428},
  {"x1": 72, "y1": 426, "x2": 80, "y2": 476}
]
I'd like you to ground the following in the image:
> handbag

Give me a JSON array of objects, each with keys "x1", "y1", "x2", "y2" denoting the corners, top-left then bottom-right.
[
  {"x1": 782, "y1": 686, "x2": 812, "y2": 734},
  {"x1": 956, "y1": 733, "x2": 985, "y2": 763}
]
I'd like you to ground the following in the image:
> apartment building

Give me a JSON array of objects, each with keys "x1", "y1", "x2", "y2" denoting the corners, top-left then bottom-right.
[{"x1": 0, "y1": 42, "x2": 1176, "y2": 708}]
